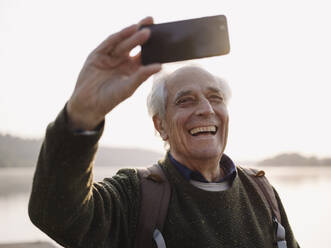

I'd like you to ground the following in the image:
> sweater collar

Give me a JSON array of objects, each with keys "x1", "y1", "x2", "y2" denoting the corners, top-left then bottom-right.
[{"x1": 168, "y1": 152, "x2": 237, "y2": 183}]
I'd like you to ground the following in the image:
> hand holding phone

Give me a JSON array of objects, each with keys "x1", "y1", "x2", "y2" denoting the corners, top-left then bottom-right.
[{"x1": 141, "y1": 15, "x2": 230, "y2": 65}]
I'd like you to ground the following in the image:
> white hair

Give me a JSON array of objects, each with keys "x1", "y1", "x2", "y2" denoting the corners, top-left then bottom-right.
[
  {"x1": 146, "y1": 66, "x2": 232, "y2": 119},
  {"x1": 146, "y1": 71, "x2": 169, "y2": 119}
]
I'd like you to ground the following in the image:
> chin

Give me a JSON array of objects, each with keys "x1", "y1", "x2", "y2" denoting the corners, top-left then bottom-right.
[{"x1": 189, "y1": 147, "x2": 223, "y2": 160}]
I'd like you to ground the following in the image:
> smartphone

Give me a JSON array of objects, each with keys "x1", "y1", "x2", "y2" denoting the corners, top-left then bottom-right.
[{"x1": 141, "y1": 15, "x2": 230, "y2": 65}]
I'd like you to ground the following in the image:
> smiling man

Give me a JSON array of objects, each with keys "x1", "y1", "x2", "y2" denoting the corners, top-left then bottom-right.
[
  {"x1": 28, "y1": 17, "x2": 299, "y2": 248},
  {"x1": 151, "y1": 67, "x2": 230, "y2": 183}
]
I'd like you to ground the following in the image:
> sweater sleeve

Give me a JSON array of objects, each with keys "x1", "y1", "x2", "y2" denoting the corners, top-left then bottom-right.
[
  {"x1": 28, "y1": 106, "x2": 140, "y2": 248},
  {"x1": 273, "y1": 188, "x2": 300, "y2": 248}
]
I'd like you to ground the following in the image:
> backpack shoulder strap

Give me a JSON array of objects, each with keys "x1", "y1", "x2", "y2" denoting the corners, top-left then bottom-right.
[
  {"x1": 135, "y1": 164, "x2": 171, "y2": 248},
  {"x1": 239, "y1": 167, "x2": 289, "y2": 248},
  {"x1": 238, "y1": 166, "x2": 282, "y2": 223}
]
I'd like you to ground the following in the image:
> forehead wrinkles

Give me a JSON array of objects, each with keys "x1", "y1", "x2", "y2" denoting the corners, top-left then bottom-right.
[
  {"x1": 166, "y1": 69, "x2": 220, "y2": 92},
  {"x1": 164, "y1": 67, "x2": 222, "y2": 107},
  {"x1": 173, "y1": 85, "x2": 223, "y2": 102}
]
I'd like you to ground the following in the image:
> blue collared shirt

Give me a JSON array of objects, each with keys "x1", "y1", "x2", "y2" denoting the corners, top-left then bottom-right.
[{"x1": 169, "y1": 153, "x2": 237, "y2": 183}]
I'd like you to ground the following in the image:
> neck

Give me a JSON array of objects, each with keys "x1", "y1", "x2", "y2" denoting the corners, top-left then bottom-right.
[{"x1": 170, "y1": 151, "x2": 225, "y2": 182}]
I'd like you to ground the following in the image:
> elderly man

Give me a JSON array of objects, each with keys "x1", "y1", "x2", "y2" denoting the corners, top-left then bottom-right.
[{"x1": 29, "y1": 17, "x2": 299, "y2": 248}]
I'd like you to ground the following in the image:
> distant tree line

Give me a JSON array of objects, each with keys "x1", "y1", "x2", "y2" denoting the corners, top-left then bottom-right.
[
  {"x1": 258, "y1": 153, "x2": 331, "y2": 166},
  {"x1": 0, "y1": 134, "x2": 164, "y2": 168},
  {"x1": 0, "y1": 134, "x2": 330, "y2": 168},
  {"x1": 0, "y1": 134, "x2": 42, "y2": 167}
]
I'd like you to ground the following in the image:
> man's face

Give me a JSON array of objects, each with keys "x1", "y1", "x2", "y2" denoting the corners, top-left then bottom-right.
[{"x1": 158, "y1": 67, "x2": 229, "y2": 164}]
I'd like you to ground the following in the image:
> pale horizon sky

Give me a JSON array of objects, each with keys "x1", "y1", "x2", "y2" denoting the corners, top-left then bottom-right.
[{"x1": 1, "y1": 0, "x2": 331, "y2": 161}]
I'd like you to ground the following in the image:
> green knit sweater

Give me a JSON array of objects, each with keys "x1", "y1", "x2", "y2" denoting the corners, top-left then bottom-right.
[{"x1": 28, "y1": 107, "x2": 299, "y2": 248}]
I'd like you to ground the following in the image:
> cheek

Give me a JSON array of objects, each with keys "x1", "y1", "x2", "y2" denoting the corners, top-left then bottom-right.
[
  {"x1": 220, "y1": 115, "x2": 229, "y2": 147},
  {"x1": 217, "y1": 107, "x2": 229, "y2": 124},
  {"x1": 216, "y1": 108, "x2": 229, "y2": 137},
  {"x1": 166, "y1": 115, "x2": 188, "y2": 145},
  {"x1": 169, "y1": 119, "x2": 184, "y2": 139},
  {"x1": 222, "y1": 115, "x2": 229, "y2": 133}
]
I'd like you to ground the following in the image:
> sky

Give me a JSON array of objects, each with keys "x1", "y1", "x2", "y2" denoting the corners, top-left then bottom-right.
[{"x1": 1, "y1": 0, "x2": 331, "y2": 161}]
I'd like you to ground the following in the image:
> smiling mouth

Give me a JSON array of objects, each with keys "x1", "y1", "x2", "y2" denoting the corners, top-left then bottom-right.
[{"x1": 189, "y1": 126, "x2": 217, "y2": 136}]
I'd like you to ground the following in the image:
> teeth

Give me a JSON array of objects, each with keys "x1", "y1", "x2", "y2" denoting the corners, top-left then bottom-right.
[{"x1": 190, "y1": 126, "x2": 216, "y2": 135}]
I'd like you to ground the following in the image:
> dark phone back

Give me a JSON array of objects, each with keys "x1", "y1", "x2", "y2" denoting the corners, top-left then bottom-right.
[{"x1": 141, "y1": 15, "x2": 230, "y2": 65}]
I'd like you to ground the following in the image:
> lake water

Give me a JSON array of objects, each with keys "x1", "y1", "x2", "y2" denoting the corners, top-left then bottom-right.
[{"x1": 1, "y1": 165, "x2": 331, "y2": 247}]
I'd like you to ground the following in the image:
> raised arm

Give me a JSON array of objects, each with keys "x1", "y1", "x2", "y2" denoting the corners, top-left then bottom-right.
[{"x1": 28, "y1": 17, "x2": 161, "y2": 247}]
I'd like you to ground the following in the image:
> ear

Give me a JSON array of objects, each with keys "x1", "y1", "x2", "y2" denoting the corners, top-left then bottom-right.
[{"x1": 152, "y1": 115, "x2": 168, "y2": 141}]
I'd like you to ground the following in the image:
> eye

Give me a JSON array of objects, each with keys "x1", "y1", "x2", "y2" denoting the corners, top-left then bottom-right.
[
  {"x1": 209, "y1": 94, "x2": 224, "y2": 102},
  {"x1": 175, "y1": 96, "x2": 195, "y2": 105}
]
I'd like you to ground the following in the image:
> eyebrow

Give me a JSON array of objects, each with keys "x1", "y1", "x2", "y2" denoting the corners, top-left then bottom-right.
[
  {"x1": 174, "y1": 87, "x2": 222, "y2": 102},
  {"x1": 206, "y1": 86, "x2": 222, "y2": 94}
]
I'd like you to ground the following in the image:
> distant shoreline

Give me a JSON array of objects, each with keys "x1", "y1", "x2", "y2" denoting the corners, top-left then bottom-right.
[
  {"x1": 2, "y1": 165, "x2": 331, "y2": 197},
  {"x1": 1, "y1": 134, "x2": 330, "y2": 169}
]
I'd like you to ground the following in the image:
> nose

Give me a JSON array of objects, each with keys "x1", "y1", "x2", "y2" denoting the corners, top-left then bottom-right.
[{"x1": 195, "y1": 98, "x2": 215, "y2": 116}]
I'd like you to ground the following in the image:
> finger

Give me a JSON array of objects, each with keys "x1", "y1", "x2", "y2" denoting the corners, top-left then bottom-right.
[
  {"x1": 95, "y1": 24, "x2": 139, "y2": 54},
  {"x1": 112, "y1": 28, "x2": 150, "y2": 57},
  {"x1": 88, "y1": 53, "x2": 130, "y2": 69},
  {"x1": 129, "y1": 64, "x2": 162, "y2": 89},
  {"x1": 138, "y1": 16, "x2": 154, "y2": 27}
]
